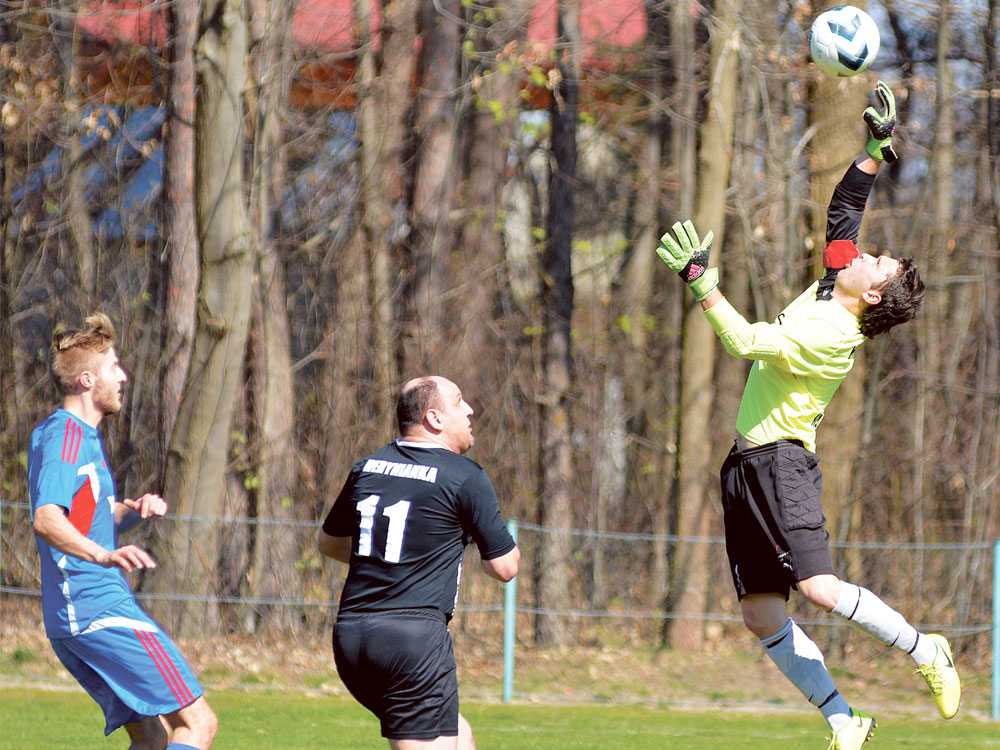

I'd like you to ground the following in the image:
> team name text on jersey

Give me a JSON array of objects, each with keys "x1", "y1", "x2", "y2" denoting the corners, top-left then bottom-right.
[{"x1": 362, "y1": 459, "x2": 439, "y2": 483}]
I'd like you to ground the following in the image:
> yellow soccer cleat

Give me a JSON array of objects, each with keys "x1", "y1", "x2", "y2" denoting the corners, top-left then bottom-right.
[
  {"x1": 916, "y1": 633, "x2": 961, "y2": 719},
  {"x1": 826, "y1": 710, "x2": 876, "y2": 750}
]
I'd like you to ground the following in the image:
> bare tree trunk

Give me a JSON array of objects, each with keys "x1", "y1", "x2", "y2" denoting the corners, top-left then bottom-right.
[
  {"x1": 534, "y1": 0, "x2": 581, "y2": 648},
  {"x1": 0, "y1": 8, "x2": 14, "y2": 464},
  {"x1": 158, "y1": 0, "x2": 253, "y2": 637},
  {"x1": 161, "y1": 0, "x2": 199, "y2": 474},
  {"x1": 625, "y1": 110, "x2": 669, "y2": 606},
  {"x1": 968, "y1": 0, "x2": 1000, "y2": 621},
  {"x1": 244, "y1": 0, "x2": 299, "y2": 634},
  {"x1": 665, "y1": 0, "x2": 740, "y2": 650},
  {"x1": 654, "y1": 0, "x2": 699, "y2": 628},
  {"x1": 405, "y1": 0, "x2": 460, "y2": 371},
  {"x1": 912, "y1": 1, "x2": 955, "y2": 595},
  {"x1": 611, "y1": 2, "x2": 671, "y2": 609},
  {"x1": 592, "y1": 373, "x2": 626, "y2": 606},
  {"x1": 51, "y1": 4, "x2": 94, "y2": 303},
  {"x1": 715, "y1": 34, "x2": 758, "y2": 447},
  {"x1": 987, "y1": 0, "x2": 1000, "y2": 226},
  {"x1": 452, "y1": 0, "x2": 532, "y2": 395},
  {"x1": 355, "y1": 0, "x2": 415, "y2": 431}
]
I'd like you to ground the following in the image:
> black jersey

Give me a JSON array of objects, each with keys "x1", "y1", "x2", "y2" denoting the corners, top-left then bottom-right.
[{"x1": 323, "y1": 439, "x2": 516, "y2": 618}]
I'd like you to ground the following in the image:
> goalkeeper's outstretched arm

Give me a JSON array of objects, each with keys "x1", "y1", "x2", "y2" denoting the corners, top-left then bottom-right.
[
  {"x1": 656, "y1": 222, "x2": 782, "y2": 362},
  {"x1": 824, "y1": 80, "x2": 897, "y2": 268}
]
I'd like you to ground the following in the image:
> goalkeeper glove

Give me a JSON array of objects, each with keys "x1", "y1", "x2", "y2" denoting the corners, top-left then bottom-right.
[
  {"x1": 656, "y1": 220, "x2": 718, "y2": 301},
  {"x1": 864, "y1": 80, "x2": 897, "y2": 163}
]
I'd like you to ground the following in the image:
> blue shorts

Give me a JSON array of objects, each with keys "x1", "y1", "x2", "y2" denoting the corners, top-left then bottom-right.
[{"x1": 49, "y1": 598, "x2": 203, "y2": 735}]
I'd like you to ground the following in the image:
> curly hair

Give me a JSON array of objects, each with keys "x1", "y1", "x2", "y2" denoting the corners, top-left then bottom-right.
[
  {"x1": 50, "y1": 312, "x2": 117, "y2": 396},
  {"x1": 858, "y1": 258, "x2": 925, "y2": 338},
  {"x1": 396, "y1": 377, "x2": 443, "y2": 435}
]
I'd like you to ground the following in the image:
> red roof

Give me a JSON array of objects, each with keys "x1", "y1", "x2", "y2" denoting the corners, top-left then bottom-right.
[
  {"x1": 528, "y1": 0, "x2": 646, "y2": 61},
  {"x1": 78, "y1": 0, "x2": 645, "y2": 62},
  {"x1": 76, "y1": 0, "x2": 646, "y2": 108}
]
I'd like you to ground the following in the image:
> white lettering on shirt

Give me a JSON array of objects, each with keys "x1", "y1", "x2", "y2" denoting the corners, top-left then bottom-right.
[{"x1": 362, "y1": 459, "x2": 439, "y2": 484}]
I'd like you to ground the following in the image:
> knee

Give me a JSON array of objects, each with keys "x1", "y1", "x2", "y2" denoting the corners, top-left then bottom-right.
[
  {"x1": 741, "y1": 608, "x2": 777, "y2": 639},
  {"x1": 170, "y1": 697, "x2": 218, "y2": 747},
  {"x1": 797, "y1": 575, "x2": 841, "y2": 612},
  {"x1": 740, "y1": 596, "x2": 789, "y2": 640},
  {"x1": 196, "y1": 703, "x2": 219, "y2": 745},
  {"x1": 126, "y1": 717, "x2": 168, "y2": 750}
]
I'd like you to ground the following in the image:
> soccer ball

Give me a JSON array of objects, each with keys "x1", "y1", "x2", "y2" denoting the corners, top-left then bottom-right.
[{"x1": 809, "y1": 6, "x2": 880, "y2": 77}]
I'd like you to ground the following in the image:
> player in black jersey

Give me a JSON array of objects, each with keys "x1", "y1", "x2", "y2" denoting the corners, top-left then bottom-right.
[{"x1": 319, "y1": 375, "x2": 519, "y2": 750}]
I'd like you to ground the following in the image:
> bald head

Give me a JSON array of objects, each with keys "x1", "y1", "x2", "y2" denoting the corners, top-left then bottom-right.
[
  {"x1": 396, "y1": 376, "x2": 475, "y2": 454},
  {"x1": 396, "y1": 376, "x2": 444, "y2": 435}
]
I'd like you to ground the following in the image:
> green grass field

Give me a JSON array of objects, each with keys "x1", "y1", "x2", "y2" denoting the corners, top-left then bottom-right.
[{"x1": 3, "y1": 686, "x2": 999, "y2": 749}]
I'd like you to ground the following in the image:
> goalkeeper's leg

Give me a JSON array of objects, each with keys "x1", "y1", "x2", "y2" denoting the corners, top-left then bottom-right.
[
  {"x1": 799, "y1": 575, "x2": 961, "y2": 719},
  {"x1": 742, "y1": 595, "x2": 854, "y2": 732}
]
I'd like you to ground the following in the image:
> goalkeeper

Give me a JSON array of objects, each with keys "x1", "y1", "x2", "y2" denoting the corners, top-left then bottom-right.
[{"x1": 656, "y1": 81, "x2": 958, "y2": 750}]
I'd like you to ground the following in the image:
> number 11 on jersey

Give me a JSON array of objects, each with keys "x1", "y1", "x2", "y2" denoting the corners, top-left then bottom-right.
[{"x1": 357, "y1": 495, "x2": 412, "y2": 563}]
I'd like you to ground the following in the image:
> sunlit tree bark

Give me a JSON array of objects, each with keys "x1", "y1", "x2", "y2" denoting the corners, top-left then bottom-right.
[
  {"x1": 452, "y1": 0, "x2": 532, "y2": 397},
  {"x1": 355, "y1": 0, "x2": 416, "y2": 431},
  {"x1": 158, "y1": 0, "x2": 254, "y2": 636},
  {"x1": 243, "y1": 0, "x2": 299, "y2": 633},
  {"x1": 51, "y1": 3, "x2": 95, "y2": 303},
  {"x1": 161, "y1": 0, "x2": 199, "y2": 480},
  {"x1": 405, "y1": 0, "x2": 460, "y2": 372},
  {"x1": 534, "y1": 0, "x2": 581, "y2": 648},
  {"x1": 0, "y1": 5, "x2": 13, "y2": 464},
  {"x1": 664, "y1": 0, "x2": 740, "y2": 650}
]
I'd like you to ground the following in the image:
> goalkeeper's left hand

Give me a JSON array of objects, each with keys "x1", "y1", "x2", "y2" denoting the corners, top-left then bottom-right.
[
  {"x1": 864, "y1": 80, "x2": 897, "y2": 163},
  {"x1": 656, "y1": 220, "x2": 719, "y2": 301}
]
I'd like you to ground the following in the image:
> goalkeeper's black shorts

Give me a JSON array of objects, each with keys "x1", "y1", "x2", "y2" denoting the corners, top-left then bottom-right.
[{"x1": 720, "y1": 438, "x2": 836, "y2": 600}]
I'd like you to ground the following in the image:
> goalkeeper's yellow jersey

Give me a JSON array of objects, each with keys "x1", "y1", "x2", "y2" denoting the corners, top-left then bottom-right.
[{"x1": 704, "y1": 282, "x2": 865, "y2": 453}]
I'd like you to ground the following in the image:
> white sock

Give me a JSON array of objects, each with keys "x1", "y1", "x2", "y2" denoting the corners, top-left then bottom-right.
[
  {"x1": 761, "y1": 619, "x2": 852, "y2": 730},
  {"x1": 832, "y1": 582, "x2": 934, "y2": 664}
]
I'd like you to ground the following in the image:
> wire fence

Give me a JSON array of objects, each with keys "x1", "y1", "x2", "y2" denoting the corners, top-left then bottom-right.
[{"x1": 2, "y1": 500, "x2": 996, "y2": 711}]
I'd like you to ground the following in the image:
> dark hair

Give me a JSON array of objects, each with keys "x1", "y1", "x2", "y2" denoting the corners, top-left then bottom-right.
[
  {"x1": 858, "y1": 258, "x2": 925, "y2": 338},
  {"x1": 49, "y1": 312, "x2": 117, "y2": 396},
  {"x1": 396, "y1": 377, "x2": 442, "y2": 435}
]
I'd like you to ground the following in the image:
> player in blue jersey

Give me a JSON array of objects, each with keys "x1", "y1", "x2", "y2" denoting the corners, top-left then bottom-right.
[
  {"x1": 28, "y1": 312, "x2": 217, "y2": 750},
  {"x1": 319, "y1": 375, "x2": 520, "y2": 750},
  {"x1": 656, "y1": 83, "x2": 959, "y2": 750}
]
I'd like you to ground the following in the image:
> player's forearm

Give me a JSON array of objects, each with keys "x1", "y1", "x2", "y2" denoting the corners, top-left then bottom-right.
[
  {"x1": 114, "y1": 502, "x2": 142, "y2": 532},
  {"x1": 115, "y1": 501, "x2": 160, "y2": 534},
  {"x1": 318, "y1": 531, "x2": 352, "y2": 563},
  {"x1": 480, "y1": 546, "x2": 519, "y2": 582},
  {"x1": 826, "y1": 159, "x2": 877, "y2": 243},
  {"x1": 699, "y1": 287, "x2": 724, "y2": 311},
  {"x1": 33, "y1": 505, "x2": 111, "y2": 565}
]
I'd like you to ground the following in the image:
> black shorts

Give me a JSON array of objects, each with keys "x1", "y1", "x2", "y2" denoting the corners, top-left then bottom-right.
[
  {"x1": 719, "y1": 440, "x2": 835, "y2": 600},
  {"x1": 332, "y1": 610, "x2": 458, "y2": 740}
]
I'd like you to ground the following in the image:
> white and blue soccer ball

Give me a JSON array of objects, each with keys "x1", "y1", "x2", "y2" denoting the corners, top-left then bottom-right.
[{"x1": 809, "y1": 5, "x2": 880, "y2": 77}]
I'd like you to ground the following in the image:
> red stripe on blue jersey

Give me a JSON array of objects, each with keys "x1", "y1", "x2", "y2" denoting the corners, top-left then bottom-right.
[
  {"x1": 61, "y1": 418, "x2": 82, "y2": 463},
  {"x1": 135, "y1": 630, "x2": 195, "y2": 707}
]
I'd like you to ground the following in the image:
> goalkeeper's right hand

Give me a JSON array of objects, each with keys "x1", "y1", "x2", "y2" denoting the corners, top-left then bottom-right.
[
  {"x1": 656, "y1": 220, "x2": 719, "y2": 301},
  {"x1": 864, "y1": 80, "x2": 897, "y2": 163}
]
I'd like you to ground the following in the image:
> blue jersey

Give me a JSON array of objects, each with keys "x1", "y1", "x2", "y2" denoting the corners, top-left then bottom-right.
[{"x1": 27, "y1": 409, "x2": 132, "y2": 638}]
